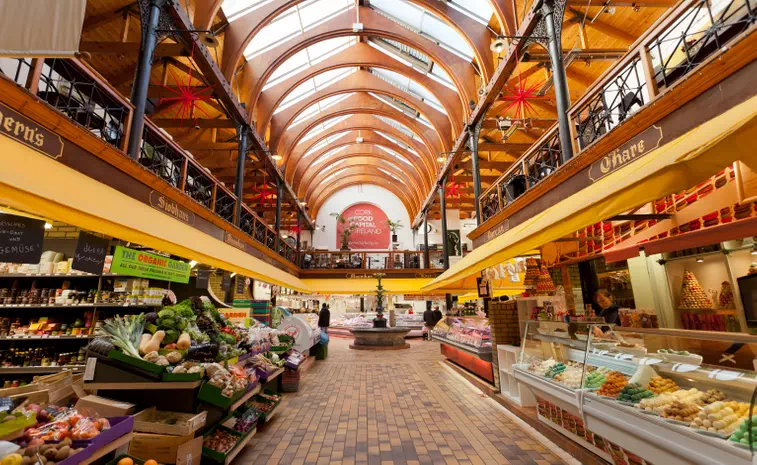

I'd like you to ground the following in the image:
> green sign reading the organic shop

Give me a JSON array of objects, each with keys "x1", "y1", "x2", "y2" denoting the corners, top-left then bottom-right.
[{"x1": 110, "y1": 246, "x2": 191, "y2": 283}]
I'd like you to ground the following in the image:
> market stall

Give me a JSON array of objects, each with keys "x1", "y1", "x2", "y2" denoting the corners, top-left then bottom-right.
[{"x1": 432, "y1": 316, "x2": 493, "y2": 382}]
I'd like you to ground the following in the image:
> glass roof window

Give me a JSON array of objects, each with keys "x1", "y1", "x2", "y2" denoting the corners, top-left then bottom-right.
[
  {"x1": 221, "y1": 0, "x2": 272, "y2": 21},
  {"x1": 377, "y1": 145, "x2": 412, "y2": 165},
  {"x1": 289, "y1": 93, "x2": 354, "y2": 129},
  {"x1": 299, "y1": 115, "x2": 351, "y2": 144},
  {"x1": 378, "y1": 167, "x2": 402, "y2": 182},
  {"x1": 376, "y1": 131, "x2": 420, "y2": 156},
  {"x1": 447, "y1": 0, "x2": 494, "y2": 26},
  {"x1": 262, "y1": 37, "x2": 357, "y2": 90},
  {"x1": 370, "y1": 0, "x2": 474, "y2": 61},
  {"x1": 318, "y1": 168, "x2": 348, "y2": 186},
  {"x1": 312, "y1": 146, "x2": 348, "y2": 166},
  {"x1": 243, "y1": 0, "x2": 353, "y2": 59},
  {"x1": 302, "y1": 130, "x2": 350, "y2": 158},
  {"x1": 276, "y1": 67, "x2": 357, "y2": 114},
  {"x1": 369, "y1": 68, "x2": 446, "y2": 114},
  {"x1": 375, "y1": 115, "x2": 421, "y2": 141},
  {"x1": 367, "y1": 39, "x2": 458, "y2": 92},
  {"x1": 369, "y1": 93, "x2": 434, "y2": 131}
]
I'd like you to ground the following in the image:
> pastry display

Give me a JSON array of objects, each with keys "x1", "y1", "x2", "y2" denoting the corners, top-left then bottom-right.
[
  {"x1": 718, "y1": 281, "x2": 735, "y2": 308},
  {"x1": 730, "y1": 416, "x2": 757, "y2": 446},
  {"x1": 528, "y1": 358, "x2": 557, "y2": 376},
  {"x1": 617, "y1": 383, "x2": 655, "y2": 403},
  {"x1": 584, "y1": 369, "x2": 608, "y2": 389},
  {"x1": 648, "y1": 376, "x2": 679, "y2": 394},
  {"x1": 678, "y1": 269, "x2": 713, "y2": 309},
  {"x1": 534, "y1": 266, "x2": 556, "y2": 296},
  {"x1": 523, "y1": 258, "x2": 541, "y2": 288},
  {"x1": 637, "y1": 389, "x2": 705, "y2": 414},
  {"x1": 691, "y1": 401, "x2": 749, "y2": 435},
  {"x1": 553, "y1": 367, "x2": 583, "y2": 389},
  {"x1": 661, "y1": 400, "x2": 701, "y2": 422},
  {"x1": 597, "y1": 371, "x2": 628, "y2": 398},
  {"x1": 700, "y1": 389, "x2": 727, "y2": 405}
]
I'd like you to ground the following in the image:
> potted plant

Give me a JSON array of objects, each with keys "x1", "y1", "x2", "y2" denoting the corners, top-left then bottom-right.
[
  {"x1": 331, "y1": 212, "x2": 356, "y2": 251},
  {"x1": 386, "y1": 219, "x2": 404, "y2": 243},
  {"x1": 373, "y1": 273, "x2": 387, "y2": 328}
]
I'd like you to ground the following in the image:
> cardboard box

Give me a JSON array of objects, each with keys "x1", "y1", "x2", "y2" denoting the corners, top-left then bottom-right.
[
  {"x1": 73, "y1": 386, "x2": 136, "y2": 417},
  {"x1": 133, "y1": 407, "x2": 206, "y2": 436},
  {"x1": 129, "y1": 432, "x2": 202, "y2": 465}
]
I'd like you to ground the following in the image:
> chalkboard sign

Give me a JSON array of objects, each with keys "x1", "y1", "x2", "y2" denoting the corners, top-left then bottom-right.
[
  {"x1": 222, "y1": 273, "x2": 231, "y2": 291},
  {"x1": 235, "y1": 275, "x2": 246, "y2": 294},
  {"x1": 0, "y1": 213, "x2": 44, "y2": 264},
  {"x1": 196, "y1": 269, "x2": 210, "y2": 289},
  {"x1": 72, "y1": 232, "x2": 110, "y2": 274}
]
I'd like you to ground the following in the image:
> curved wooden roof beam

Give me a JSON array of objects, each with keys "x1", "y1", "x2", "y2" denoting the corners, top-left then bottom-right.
[
  {"x1": 302, "y1": 159, "x2": 423, "y2": 207},
  {"x1": 291, "y1": 132, "x2": 433, "y2": 190},
  {"x1": 214, "y1": 0, "x2": 492, "y2": 87},
  {"x1": 286, "y1": 115, "x2": 436, "y2": 180},
  {"x1": 256, "y1": 43, "x2": 463, "y2": 132},
  {"x1": 310, "y1": 179, "x2": 416, "y2": 220},
  {"x1": 276, "y1": 94, "x2": 445, "y2": 166},
  {"x1": 310, "y1": 174, "x2": 418, "y2": 218},
  {"x1": 268, "y1": 72, "x2": 452, "y2": 151},
  {"x1": 236, "y1": 7, "x2": 476, "y2": 119},
  {"x1": 296, "y1": 145, "x2": 430, "y2": 198}
]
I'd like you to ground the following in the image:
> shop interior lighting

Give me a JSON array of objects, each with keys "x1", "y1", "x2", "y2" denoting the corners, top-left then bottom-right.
[
  {"x1": 188, "y1": 260, "x2": 198, "y2": 268},
  {"x1": 230, "y1": 272, "x2": 237, "y2": 278},
  {"x1": 437, "y1": 155, "x2": 446, "y2": 162},
  {"x1": 696, "y1": 257, "x2": 704, "y2": 263},
  {"x1": 44, "y1": 223, "x2": 53, "y2": 230},
  {"x1": 271, "y1": 154, "x2": 283, "y2": 160},
  {"x1": 752, "y1": 244, "x2": 757, "y2": 255}
]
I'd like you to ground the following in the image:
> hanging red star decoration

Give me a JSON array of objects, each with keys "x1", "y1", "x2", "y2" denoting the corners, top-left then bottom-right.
[
  {"x1": 157, "y1": 43, "x2": 213, "y2": 126},
  {"x1": 445, "y1": 176, "x2": 462, "y2": 199},
  {"x1": 500, "y1": 59, "x2": 545, "y2": 120},
  {"x1": 253, "y1": 182, "x2": 276, "y2": 206},
  {"x1": 288, "y1": 224, "x2": 302, "y2": 236}
]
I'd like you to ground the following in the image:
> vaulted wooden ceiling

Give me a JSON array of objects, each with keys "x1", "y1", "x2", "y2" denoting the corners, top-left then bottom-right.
[{"x1": 81, "y1": 0, "x2": 671, "y2": 226}]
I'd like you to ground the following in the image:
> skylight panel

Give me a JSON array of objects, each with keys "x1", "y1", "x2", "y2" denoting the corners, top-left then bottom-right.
[
  {"x1": 369, "y1": 68, "x2": 446, "y2": 115},
  {"x1": 448, "y1": 0, "x2": 493, "y2": 26},
  {"x1": 276, "y1": 67, "x2": 356, "y2": 114},
  {"x1": 319, "y1": 168, "x2": 348, "y2": 186},
  {"x1": 263, "y1": 37, "x2": 355, "y2": 89},
  {"x1": 313, "y1": 146, "x2": 347, "y2": 165},
  {"x1": 302, "y1": 130, "x2": 350, "y2": 157},
  {"x1": 244, "y1": 8, "x2": 301, "y2": 59},
  {"x1": 378, "y1": 168, "x2": 402, "y2": 181},
  {"x1": 299, "y1": 0, "x2": 352, "y2": 32},
  {"x1": 299, "y1": 115, "x2": 351, "y2": 143},
  {"x1": 222, "y1": 0, "x2": 272, "y2": 21},
  {"x1": 422, "y1": 14, "x2": 473, "y2": 60},
  {"x1": 376, "y1": 116, "x2": 420, "y2": 140},
  {"x1": 428, "y1": 64, "x2": 457, "y2": 91},
  {"x1": 289, "y1": 93, "x2": 353, "y2": 128},
  {"x1": 377, "y1": 145, "x2": 412, "y2": 165}
]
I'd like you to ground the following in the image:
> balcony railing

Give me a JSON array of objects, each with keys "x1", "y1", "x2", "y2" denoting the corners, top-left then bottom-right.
[
  {"x1": 301, "y1": 251, "x2": 444, "y2": 270},
  {"x1": 0, "y1": 57, "x2": 299, "y2": 266},
  {"x1": 479, "y1": 0, "x2": 757, "y2": 224}
]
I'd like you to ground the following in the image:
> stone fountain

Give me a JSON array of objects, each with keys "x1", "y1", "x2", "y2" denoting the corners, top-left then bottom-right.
[{"x1": 349, "y1": 273, "x2": 410, "y2": 350}]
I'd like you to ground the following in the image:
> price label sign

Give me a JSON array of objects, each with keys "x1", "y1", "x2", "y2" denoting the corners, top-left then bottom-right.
[
  {"x1": 196, "y1": 269, "x2": 210, "y2": 289},
  {"x1": 0, "y1": 213, "x2": 44, "y2": 264},
  {"x1": 222, "y1": 273, "x2": 231, "y2": 291},
  {"x1": 72, "y1": 232, "x2": 110, "y2": 274}
]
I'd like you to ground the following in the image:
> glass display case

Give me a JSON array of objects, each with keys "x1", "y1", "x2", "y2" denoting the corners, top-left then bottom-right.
[
  {"x1": 394, "y1": 313, "x2": 424, "y2": 337},
  {"x1": 514, "y1": 319, "x2": 757, "y2": 465},
  {"x1": 433, "y1": 316, "x2": 493, "y2": 382}
]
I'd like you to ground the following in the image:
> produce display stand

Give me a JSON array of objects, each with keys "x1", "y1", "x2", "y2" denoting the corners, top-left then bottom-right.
[
  {"x1": 202, "y1": 425, "x2": 258, "y2": 465},
  {"x1": 229, "y1": 384, "x2": 262, "y2": 411},
  {"x1": 77, "y1": 432, "x2": 134, "y2": 465}
]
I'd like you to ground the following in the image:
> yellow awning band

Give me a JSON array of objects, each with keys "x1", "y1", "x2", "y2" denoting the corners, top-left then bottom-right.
[
  {"x1": 0, "y1": 136, "x2": 311, "y2": 293},
  {"x1": 456, "y1": 288, "x2": 525, "y2": 303},
  {"x1": 302, "y1": 278, "x2": 434, "y2": 295},
  {"x1": 423, "y1": 94, "x2": 757, "y2": 291}
]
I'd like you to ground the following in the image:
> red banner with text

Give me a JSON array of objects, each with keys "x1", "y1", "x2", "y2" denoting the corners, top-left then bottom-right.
[{"x1": 337, "y1": 203, "x2": 390, "y2": 249}]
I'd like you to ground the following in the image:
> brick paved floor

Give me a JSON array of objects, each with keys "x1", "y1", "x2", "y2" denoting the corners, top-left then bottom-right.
[{"x1": 235, "y1": 338, "x2": 576, "y2": 465}]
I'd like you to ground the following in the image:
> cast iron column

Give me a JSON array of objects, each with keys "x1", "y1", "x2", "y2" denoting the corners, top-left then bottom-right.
[
  {"x1": 233, "y1": 128, "x2": 248, "y2": 226},
  {"x1": 543, "y1": 0, "x2": 574, "y2": 164},
  {"x1": 296, "y1": 212, "x2": 302, "y2": 265},
  {"x1": 439, "y1": 176, "x2": 449, "y2": 271},
  {"x1": 468, "y1": 121, "x2": 483, "y2": 225},
  {"x1": 423, "y1": 212, "x2": 430, "y2": 269},
  {"x1": 274, "y1": 179, "x2": 284, "y2": 250},
  {"x1": 127, "y1": 0, "x2": 165, "y2": 160}
]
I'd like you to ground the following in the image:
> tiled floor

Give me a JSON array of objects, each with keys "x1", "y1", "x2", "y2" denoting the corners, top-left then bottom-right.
[{"x1": 236, "y1": 338, "x2": 573, "y2": 465}]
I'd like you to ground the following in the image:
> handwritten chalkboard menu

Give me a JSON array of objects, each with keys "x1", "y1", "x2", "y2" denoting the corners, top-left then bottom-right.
[
  {"x1": 235, "y1": 275, "x2": 246, "y2": 294},
  {"x1": 72, "y1": 232, "x2": 110, "y2": 274},
  {"x1": 0, "y1": 213, "x2": 44, "y2": 264},
  {"x1": 222, "y1": 273, "x2": 231, "y2": 291},
  {"x1": 196, "y1": 269, "x2": 210, "y2": 289}
]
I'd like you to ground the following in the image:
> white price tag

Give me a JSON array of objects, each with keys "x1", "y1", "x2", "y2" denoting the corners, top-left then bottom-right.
[{"x1": 83, "y1": 357, "x2": 97, "y2": 381}]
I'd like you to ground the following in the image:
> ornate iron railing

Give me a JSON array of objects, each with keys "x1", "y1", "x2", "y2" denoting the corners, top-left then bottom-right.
[
  {"x1": 0, "y1": 57, "x2": 299, "y2": 269},
  {"x1": 301, "y1": 251, "x2": 429, "y2": 270},
  {"x1": 479, "y1": 0, "x2": 757, "y2": 227}
]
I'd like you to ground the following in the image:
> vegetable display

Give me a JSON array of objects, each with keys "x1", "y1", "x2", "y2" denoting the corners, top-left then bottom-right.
[{"x1": 101, "y1": 314, "x2": 145, "y2": 359}]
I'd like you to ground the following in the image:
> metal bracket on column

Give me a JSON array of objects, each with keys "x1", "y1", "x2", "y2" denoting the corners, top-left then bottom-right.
[
  {"x1": 523, "y1": 0, "x2": 568, "y2": 50},
  {"x1": 137, "y1": 0, "x2": 174, "y2": 42}
]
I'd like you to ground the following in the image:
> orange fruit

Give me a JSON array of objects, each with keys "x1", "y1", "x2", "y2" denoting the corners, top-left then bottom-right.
[
  {"x1": 144, "y1": 460, "x2": 158, "y2": 465},
  {"x1": 117, "y1": 458, "x2": 133, "y2": 465}
]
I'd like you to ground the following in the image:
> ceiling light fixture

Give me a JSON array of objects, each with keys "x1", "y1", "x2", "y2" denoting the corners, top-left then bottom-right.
[
  {"x1": 271, "y1": 154, "x2": 283, "y2": 161},
  {"x1": 188, "y1": 260, "x2": 198, "y2": 268},
  {"x1": 490, "y1": 36, "x2": 508, "y2": 54},
  {"x1": 230, "y1": 272, "x2": 237, "y2": 278},
  {"x1": 44, "y1": 223, "x2": 53, "y2": 230},
  {"x1": 696, "y1": 257, "x2": 704, "y2": 263},
  {"x1": 437, "y1": 155, "x2": 446, "y2": 163}
]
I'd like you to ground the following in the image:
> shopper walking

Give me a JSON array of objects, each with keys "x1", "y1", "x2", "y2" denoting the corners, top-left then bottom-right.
[
  {"x1": 318, "y1": 303, "x2": 331, "y2": 333},
  {"x1": 432, "y1": 305, "x2": 443, "y2": 324},
  {"x1": 423, "y1": 306, "x2": 436, "y2": 341}
]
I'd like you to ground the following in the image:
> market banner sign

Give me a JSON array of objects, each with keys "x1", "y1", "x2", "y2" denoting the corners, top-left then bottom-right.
[
  {"x1": 72, "y1": 232, "x2": 109, "y2": 274},
  {"x1": 337, "y1": 203, "x2": 389, "y2": 249},
  {"x1": 110, "y1": 246, "x2": 191, "y2": 283},
  {"x1": 588, "y1": 125, "x2": 663, "y2": 182},
  {"x1": 0, "y1": 0, "x2": 86, "y2": 57},
  {"x1": 0, "y1": 103, "x2": 63, "y2": 159},
  {"x1": 0, "y1": 213, "x2": 44, "y2": 264}
]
